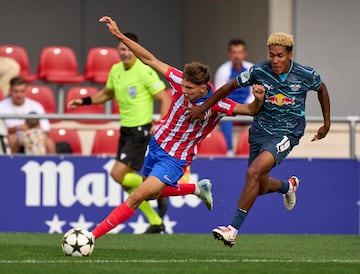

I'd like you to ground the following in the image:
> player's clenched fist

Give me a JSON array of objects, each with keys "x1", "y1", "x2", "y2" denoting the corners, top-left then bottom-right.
[
  {"x1": 251, "y1": 84, "x2": 266, "y2": 101},
  {"x1": 67, "y1": 99, "x2": 84, "y2": 110}
]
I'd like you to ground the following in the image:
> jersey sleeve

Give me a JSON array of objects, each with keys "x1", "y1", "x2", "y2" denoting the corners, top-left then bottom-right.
[
  {"x1": 310, "y1": 69, "x2": 322, "y2": 91},
  {"x1": 144, "y1": 66, "x2": 166, "y2": 95},
  {"x1": 236, "y1": 66, "x2": 254, "y2": 87},
  {"x1": 165, "y1": 66, "x2": 183, "y2": 93},
  {"x1": 214, "y1": 98, "x2": 237, "y2": 116}
]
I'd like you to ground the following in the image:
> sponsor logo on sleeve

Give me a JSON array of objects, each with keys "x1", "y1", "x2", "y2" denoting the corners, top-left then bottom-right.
[{"x1": 240, "y1": 71, "x2": 250, "y2": 83}]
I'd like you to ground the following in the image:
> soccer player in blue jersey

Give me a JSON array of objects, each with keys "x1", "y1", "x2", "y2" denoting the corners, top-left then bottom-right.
[{"x1": 186, "y1": 32, "x2": 331, "y2": 247}]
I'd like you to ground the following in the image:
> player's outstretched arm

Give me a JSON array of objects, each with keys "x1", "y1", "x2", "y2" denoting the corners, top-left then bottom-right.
[
  {"x1": 186, "y1": 78, "x2": 239, "y2": 122},
  {"x1": 67, "y1": 88, "x2": 114, "y2": 109},
  {"x1": 233, "y1": 84, "x2": 265, "y2": 116},
  {"x1": 99, "y1": 16, "x2": 169, "y2": 77},
  {"x1": 312, "y1": 82, "x2": 331, "y2": 141}
]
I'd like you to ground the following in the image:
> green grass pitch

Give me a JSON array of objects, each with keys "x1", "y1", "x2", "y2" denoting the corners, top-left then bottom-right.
[{"x1": 0, "y1": 233, "x2": 359, "y2": 274}]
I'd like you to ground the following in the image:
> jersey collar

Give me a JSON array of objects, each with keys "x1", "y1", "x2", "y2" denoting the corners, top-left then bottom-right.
[
  {"x1": 191, "y1": 84, "x2": 213, "y2": 105},
  {"x1": 278, "y1": 60, "x2": 294, "y2": 82}
]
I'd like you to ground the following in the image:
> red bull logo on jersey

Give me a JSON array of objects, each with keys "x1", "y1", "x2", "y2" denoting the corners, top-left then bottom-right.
[{"x1": 265, "y1": 94, "x2": 295, "y2": 106}]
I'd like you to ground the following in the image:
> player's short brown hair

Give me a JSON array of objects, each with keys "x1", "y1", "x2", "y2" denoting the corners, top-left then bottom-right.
[
  {"x1": 267, "y1": 32, "x2": 294, "y2": 52},
  {"x1": 183, "y1": 62, "x2": 211, "y2": 85}
]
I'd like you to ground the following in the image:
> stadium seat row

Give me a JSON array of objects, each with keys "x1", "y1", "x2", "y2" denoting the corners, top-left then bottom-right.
[
  {"x1": 50, "y1": 128, "x2": 250, "y2": 156},
  {"x1": 0, "y1": 45, "x2": 120, "y2": 84},
  {"x1": 25, "y1": 85, "x2": 120, "y2": 123},
  {"x1": 0, "y1": 44, "x2": 120, "y2": 113},
  {"x1": 49, "y1": 128, "x2": 119, "y2": 155}
]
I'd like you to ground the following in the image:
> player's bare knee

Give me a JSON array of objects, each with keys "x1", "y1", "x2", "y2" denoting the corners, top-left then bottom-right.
[
  {"x1": 110, "y1": 169, "x2": 125, "y2": 184},
  {"x1": 145, "y1": 191, "x2": 161, "y2": 201},
  {"x1": 110, "y1": 170, "x2": 120, "y2": 183},
  {"x1": 246, "y1": 166, "x2": 261, "y2": 182}
]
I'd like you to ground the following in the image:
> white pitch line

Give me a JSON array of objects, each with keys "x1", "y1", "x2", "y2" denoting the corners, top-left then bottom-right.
[{"x1": 0, "y1": 258, "x2": 359, "y2": 264}]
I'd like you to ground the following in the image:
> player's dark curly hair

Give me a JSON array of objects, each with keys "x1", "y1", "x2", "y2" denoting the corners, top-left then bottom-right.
[{"x1": 183, "y1": 62, "x2": 211, "y2": 85}]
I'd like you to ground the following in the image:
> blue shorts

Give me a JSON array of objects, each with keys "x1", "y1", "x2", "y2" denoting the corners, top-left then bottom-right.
[
  {"x1": 143, "y1": 137, "x2": 187, "y2": 187},
  {"x1": 248, "y1": 127, "x2": 298, "y2": 167}
]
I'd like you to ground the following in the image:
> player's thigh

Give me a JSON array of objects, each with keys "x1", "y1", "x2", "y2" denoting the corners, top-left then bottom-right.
[
  {"x1": 149, "y1": 156, "x2": 186, "y2": 187},
  {"x1": 247, "y1": 151, "x2": 275, "y2": 179},
  {"x1": 260, "y1": 135, "x2": 293, "y2": 166},
  {"x1": 249, "y1": 131, "x2": 293, "y2": 167},
  {"x1": 127, "y1": 176, "x2": 165, "y2": 208}
]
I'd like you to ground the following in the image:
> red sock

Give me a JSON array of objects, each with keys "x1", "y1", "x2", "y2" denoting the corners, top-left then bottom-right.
[
  {"x1": 92, "y1": 203, "x2": 135, "y2": 239},
  {"x1": 159, "y1": 183, "x2": 196, "y2": 198}
]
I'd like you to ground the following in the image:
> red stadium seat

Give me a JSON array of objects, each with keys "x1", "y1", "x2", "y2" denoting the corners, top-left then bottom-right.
[
  {"x1": 49, "y1": 128, "x2": 82, "y2": 154},
  {"x1": 37, "y1": 46, "x2": 84, "y2": 83},
  {"x1": 26, "y1": 85, "x2": 56, "y2": 114},
  {"x1": 84, "y1": 47, "x2": 120, "y2": 84},
  {"x1": 91, "y1": 129, "x2": 120, "y2": 155},
  {"x1": 112, "y1": 99, "x2": 120, "y2": 114},
  {"x1": 235, "y1": 129, "x2": 250, "y2": 156},
  {"x1": 198, "y1": 130, "x2": 227, "y2": 156},
  {"x1": 0, "y1": 45, "x2": 37, "y2": 82},
  {"x1": 65, "y1": 86, "x2": 106, "y2": 124},
  {"x1": 37, "y1": 46, "x2": 84, "y2": 113}
]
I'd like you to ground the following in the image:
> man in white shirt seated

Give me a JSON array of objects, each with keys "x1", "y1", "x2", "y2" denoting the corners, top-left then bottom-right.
[
  {"x1": 0, "y1": 76, "x2": 55, "y2": 154},
  {"x1": 214, "y1": 39, "x2": 254, "y2": 156}
]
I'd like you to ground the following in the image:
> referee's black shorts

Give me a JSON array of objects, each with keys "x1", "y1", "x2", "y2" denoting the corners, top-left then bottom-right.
[{"x1": 116, "y1": 123, "x2": 152, "y2": 171}]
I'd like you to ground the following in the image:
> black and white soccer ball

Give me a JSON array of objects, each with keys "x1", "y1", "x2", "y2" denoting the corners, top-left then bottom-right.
[{"x1": 61, "y1": 228, "x2": 95, "y2": 256}]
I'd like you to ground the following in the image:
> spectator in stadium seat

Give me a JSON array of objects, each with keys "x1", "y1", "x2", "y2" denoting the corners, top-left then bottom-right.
[
  {"x1": 68, "y1": 32, "x2": 171, "y2": 234},
  {"x1": 214, "y1": 39, "x2": 253, "y2": 156},
  {"x1": 23, "y1": 112, "x2": 54, "y2": 155},
  {"x1": 0, "y1": 76, "x2": 55, "y2": 154},
  {"x1": 0, "y1": 57, "x2": 20, "y2": 96}
]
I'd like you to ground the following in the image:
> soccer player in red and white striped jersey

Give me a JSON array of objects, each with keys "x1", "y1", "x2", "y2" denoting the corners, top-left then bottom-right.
[
  {"x1": 154, "y1": 66, "x2": 241, "y2": 164},
  {"x1": 90, "y1": 16, "x2": 265, "y2": 240}
]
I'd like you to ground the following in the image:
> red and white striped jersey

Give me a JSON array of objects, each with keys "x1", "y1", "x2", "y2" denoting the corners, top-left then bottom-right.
[{"x1": 154, "y1": 66, "x2": 236, "y2": 164}]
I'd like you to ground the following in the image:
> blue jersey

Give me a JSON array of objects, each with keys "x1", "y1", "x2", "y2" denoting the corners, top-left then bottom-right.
[
  {"x1": 227, "y1": 66, "x2": 251, "y2": 104},
  {"x1": 236, "y1": 60, "x2": 322, "y2": 142}
]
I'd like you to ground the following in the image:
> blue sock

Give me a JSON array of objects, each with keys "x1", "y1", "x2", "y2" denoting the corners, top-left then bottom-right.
[
  {"x1": 278, "y1": 180, "x2": 289, "y2": 194},
  {"x1": 230, "y1": 208, "x2": 248, "y2": 230}
]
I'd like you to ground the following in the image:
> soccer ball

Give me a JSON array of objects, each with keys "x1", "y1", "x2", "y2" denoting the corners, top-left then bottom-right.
[{"x1": 61, "y1": 228, "x2": 95, "y2": 256}]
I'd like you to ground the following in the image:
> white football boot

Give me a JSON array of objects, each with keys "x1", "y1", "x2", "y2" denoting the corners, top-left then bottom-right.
[
  {"x1": 283, "y1": 176, "x2": 300, "y2": 210},
  {"x1": 212, "y1": 225, "x2": 237, "y2": 247},
  {"x1": 196, "y1": 179, "x2": 213, "y2": 210}
]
